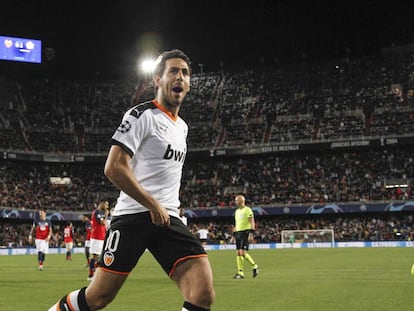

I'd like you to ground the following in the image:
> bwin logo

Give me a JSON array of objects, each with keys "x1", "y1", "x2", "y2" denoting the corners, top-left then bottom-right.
[{"x1": 163, "y1": 144, "x2": 186, "y2": 163}]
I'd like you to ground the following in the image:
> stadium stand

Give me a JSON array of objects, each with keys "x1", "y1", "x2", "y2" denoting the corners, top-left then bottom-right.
[{"x1": 1, "y1": 44, "x2": 414, "y2": 246}]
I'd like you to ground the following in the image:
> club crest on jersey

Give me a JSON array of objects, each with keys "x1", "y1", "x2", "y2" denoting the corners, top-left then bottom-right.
[
  {"x1": 117, "y1": 120, "x2": 131, "y2": 133},
  {"x1": 163, "y1": 144, "x2": 186, "y2": 163},
  {"x1": 103, "y1": 251, "x2": 115, "y2": 266}
]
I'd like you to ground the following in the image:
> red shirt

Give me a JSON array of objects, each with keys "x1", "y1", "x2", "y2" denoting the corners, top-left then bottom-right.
[
  {"x1": 34, "y1": 219, "x2": 52, "y2": 240},
  {"x1": 63, "y1": 225, "x2": 74, "y2": 243},
  {"x1": 91, "y1": 209, "x2": 106, "y2": 240}
]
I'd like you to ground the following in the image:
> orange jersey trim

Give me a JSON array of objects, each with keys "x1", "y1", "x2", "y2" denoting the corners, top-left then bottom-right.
[
  {"x1": 152, "y1": 100, "x2": 178, "y2": 122},
  {"x1": 66, "y1": 292, "x2": 75, "y2": 311},
  {"x1": 99, "y1": 266, "x2": 130, "y2": 276},
  {"x1": 168, "y1": 254, "x2": 208, "y2": 278}
]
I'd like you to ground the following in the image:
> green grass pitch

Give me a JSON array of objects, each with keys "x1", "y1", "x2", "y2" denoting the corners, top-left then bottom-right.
[{"x1": 0, "y1": 248, "x2": 413, "y2": 310}]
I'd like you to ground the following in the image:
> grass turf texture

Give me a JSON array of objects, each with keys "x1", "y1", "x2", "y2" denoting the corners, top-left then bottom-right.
[{"x1": 0, "y1": 248, "x2": 413, "y2": 311}]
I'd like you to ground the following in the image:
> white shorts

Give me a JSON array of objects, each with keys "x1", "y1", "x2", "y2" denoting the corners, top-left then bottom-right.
[
  {"x1": 85, "y1": 240, "x2": 91, "y2": 247},
  {"x1": 35, "y1": 239, "x2": 49, "y2": 254},
  {"x1": 89, "y1": 238, "x2": 104, "y2": 255},
  {"x1": 65, "y1": 242, "x2": 73, "y2": 251}
]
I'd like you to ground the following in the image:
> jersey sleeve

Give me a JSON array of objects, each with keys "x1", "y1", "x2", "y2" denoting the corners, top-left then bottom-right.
[
  {"x1": 94, "y1": 210, "x2": 104, "y2": 221},
  {"x1": 247, "y1": 207, "x2": 254, "y2": 218},
  {"x1": 111, "y1": 106, "x2": 152, "y2": 157}
]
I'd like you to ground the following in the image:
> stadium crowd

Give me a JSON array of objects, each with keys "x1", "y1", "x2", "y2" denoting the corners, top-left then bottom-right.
[
  {"x1": 1, "y1": 46, "x2": 414, "y2": 210},
  {"x1": 1, "y1": 146, "x2": 413, "y2": 211},
  {"x1": 1, "y1": 45, "x2": 414, "y2": 249},
  {"x1": 1, "y1": 46, "x2": 414, "y2": 153}
]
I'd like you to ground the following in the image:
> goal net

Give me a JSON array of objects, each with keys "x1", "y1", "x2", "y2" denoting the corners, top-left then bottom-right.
[{"x1": 281, "y1": 229, "x2": 335, "y2": 245}]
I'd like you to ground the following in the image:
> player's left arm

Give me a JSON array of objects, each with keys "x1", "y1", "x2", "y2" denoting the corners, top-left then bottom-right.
[
  {"x1": 47, "y1": 221, "x2": 53, "y2": 241},
  {"x1": 99, "y1": 210, "x2": 109, "y2": 225},
  {"x1": 28, "y1": 222, "x2": 36, "y2": 244},
  {"x1": 104, "y1": 144, "x2": 169, "y2": 226},
  {"x1": 248, "y1": 210, "x2": 256, "y2": 242},
  {"x1": 248, "y1": 209, "x2": 256, "y2": 231}
]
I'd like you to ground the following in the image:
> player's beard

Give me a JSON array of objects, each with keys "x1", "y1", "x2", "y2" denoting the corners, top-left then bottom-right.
[
  {"x1": 165, "y1": 97, "x2": 181, "y2": 109},
  {"x1": 161, "y1": 88, "x2": 184, "y2": 110}
]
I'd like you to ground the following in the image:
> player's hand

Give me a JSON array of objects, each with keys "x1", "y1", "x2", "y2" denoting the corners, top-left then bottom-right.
[
  {"x1": 248, "y1": 233, "x2": 254, "y2": 243},
  {"x1": 149, "y1": 205, "x2": 170, "y2": 226}
]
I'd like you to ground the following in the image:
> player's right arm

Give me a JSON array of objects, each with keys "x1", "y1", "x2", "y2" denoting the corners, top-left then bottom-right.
[
  {"x1": 248, "y1": 208, "x2": 255, "y2": 242},
  {"x1": 104, "y1": 144, "x2": 170, "y2": 226},
  {"x1": 47, "y1": 222, "x2": 52, "y2": 241},
  {"x1": 28, "y1": 222, "x2": 35, "y2": 244},
  {"x1": 98, "y1": 209, "x2": 109, "y2": 225}
]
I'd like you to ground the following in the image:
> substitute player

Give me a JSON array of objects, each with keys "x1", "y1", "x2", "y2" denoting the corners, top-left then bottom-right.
[
  {"x1": 233, "y1": 194, "x2": 259, "y2": 279},
  {"x1": 88, "y1": 199, "x2": 109, "y2": 280},
  {"x1": 28, "y1": 208, "x2": 52, "y2": 271},
  {"x1": 82, "y1": 214, "x2": 92, "y2": 267}
]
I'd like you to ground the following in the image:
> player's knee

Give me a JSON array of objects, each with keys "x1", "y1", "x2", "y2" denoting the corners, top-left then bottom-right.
[
  {"x1": 204, "y1": 286, "x2": 216, "y2": 306},
  {"x1": 87, "y1": 293, "x2": 114, "y2": 310},
  {"x1": 181, "y1": 278, "x2": 215, "y2": 308},
  {"x1": 195, "y1": 283, "x2": 215, "y2": 307},
  {"x1": 86, "y1": 288, "x2": 117, "y2": 310}
]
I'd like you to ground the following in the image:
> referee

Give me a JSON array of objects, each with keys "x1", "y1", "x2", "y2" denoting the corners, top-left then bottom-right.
[{"x1": 233, "y1": 194, "x2": 259, "y2": 279}]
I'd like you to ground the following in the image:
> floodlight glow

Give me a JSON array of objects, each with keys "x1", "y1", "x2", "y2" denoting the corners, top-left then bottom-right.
[{"x1": 141, "y1": 59, "x2": 156, "y2": 73}]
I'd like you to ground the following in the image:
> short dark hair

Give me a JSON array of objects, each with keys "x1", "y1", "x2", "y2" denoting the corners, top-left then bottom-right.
[
  {"x1": 153, "y1": 49, "x2": 192, "y2": 78},
  {"x1": 98, "y1": 199, "x2": 109, "y2": 210}
]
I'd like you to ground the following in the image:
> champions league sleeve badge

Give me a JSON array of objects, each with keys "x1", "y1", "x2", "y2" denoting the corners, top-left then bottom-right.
[{"x1": 117, "y1": 120, "x2": 131, "y2": 133}]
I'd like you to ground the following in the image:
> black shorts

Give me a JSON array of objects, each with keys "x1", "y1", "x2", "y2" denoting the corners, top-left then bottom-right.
[
  {"x1": 99, "y1": 212, "x2": 207, "y2": 277},
  {"x1": 235, "y1": 230, "x2": 250, "y2": 251}
]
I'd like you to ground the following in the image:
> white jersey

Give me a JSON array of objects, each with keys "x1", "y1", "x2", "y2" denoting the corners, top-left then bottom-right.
[
  {"x1": 180, "y1": 215, "x2": 188, "y2": 226},
  {"x1": 111, "y1": 100, "x2": 187, "y2": 219},
  {"x1": 197, "y1": 228, "x2": 209, "y2": 240}
]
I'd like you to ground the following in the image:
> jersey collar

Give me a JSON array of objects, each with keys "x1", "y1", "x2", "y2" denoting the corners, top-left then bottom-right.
[{"x1": 152, "y1": 100, "x2": 178, "y2": 122}]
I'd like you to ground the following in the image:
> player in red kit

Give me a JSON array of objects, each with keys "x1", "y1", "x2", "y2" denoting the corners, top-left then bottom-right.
[
  {"x1": 88, "y1": 199, "x2": 109, "y2": 280},
  {"x1": 63, "y1": 222, "x2": 74, "y2": 261},
  {"x1": 28, "y1": 208, "x2": 52, "y2": 271}
]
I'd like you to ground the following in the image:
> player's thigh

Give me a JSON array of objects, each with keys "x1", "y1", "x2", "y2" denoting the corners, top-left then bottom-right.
[
  {"x1": 173, "y1": 256, "x2": 213, "y2": 293},
  {"x1": 149, "y1": 217, "x2": 207, "y2": 275},
  {"x1": 99, "y1": 215, "x2": 154, "y2": 273},
  {"x1": 86, "y1": 268, "x2": 127, "y2": 302}
]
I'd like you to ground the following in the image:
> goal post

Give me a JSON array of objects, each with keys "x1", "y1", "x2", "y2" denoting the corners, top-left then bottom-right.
[{"x1": 281, "y1": 229, "x2": 335, "y2": 245}]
